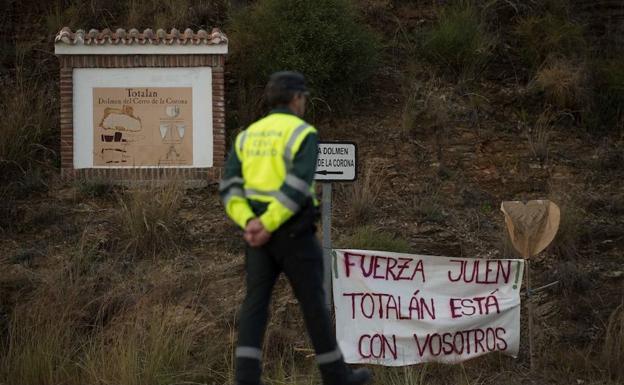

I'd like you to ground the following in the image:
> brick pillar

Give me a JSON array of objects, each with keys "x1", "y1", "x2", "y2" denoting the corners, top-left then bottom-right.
[
  {"x1": 212, "y1": 62, "x2": 226, "y2": 168},
  {"x1": 59, "y1": 60, "x2": 74, "y2": 178}
]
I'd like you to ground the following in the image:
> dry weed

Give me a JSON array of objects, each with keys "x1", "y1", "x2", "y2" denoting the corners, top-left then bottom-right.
[
  {"x1": 408, "y1": 178, "x2": 445, "y2": 223},
  {"x1": 343, "y1": 162, "x2": 386, "y2": 224},
  {"x1": 1, "y1": 303, "x2": 80, "y2": 385},
  {"x1": 0, "y1": 240, "x2": 223, "y2": 385},
  {"x1": 338, "y1": 225, "x2": 411, "y2": 253},
  {"x1": 533, "y1": 59, "x2": 587, "y2": 110},
  {"x1": 370, "y1": 360, "x2": 521, "y2": 385},
  {"x1": 0, "y1": 249, "x2": 96, "y2": 385},
  {"x1": 263, "y1": 347, "x2": 317, "y2": 385},
  {"x1": 371, "y1": 364, "x2": 428, "y2": 385},
  {"x1": 402, "y1": 79, "x2": 449, "y2": 138},
  {"x1": 0, "y1": 51, "x2": 56, "y2": 183},
  {"x1": 514, "y1": 13, "x2": 586, "y2": 69},
  {"x1": 81, "y1": 303, "x2": 206, "y2": 385},
  {"x1": 602, "y1": 303, "x2": 624, "y2": 381},
  {"x1": 525, "y1": 108, "x2": 555, "y2": 166},
  {"x1": 116, "y1": 181, "x2": 184, "y2": 258},
  {"x1": 74, "y1": 176, "x2": 117, "y2": 199},
  {"x1": 541, "y1": 347, "x2": 598, "y2": 384},
  {"x1": 547, "y1": 185, "x2": 586, "y2": 259}
]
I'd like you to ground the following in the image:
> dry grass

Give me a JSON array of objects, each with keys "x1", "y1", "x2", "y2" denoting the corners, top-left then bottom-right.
[
  {"x1": 1, "y1": 2, "x2": 621, "y2": 385},
  {"x1": 547, "y1": 185, "x2": 586, "y2": 259},
  {"x1": 584, "y1": 57, "x2": 624, "y2": 134},
  {"x1": 1, "y1": 303, "x2": 80, "y2": 385},
  {"x1": 0, "y1": 248, "x2": 94, "y2": 385},
  {"x1": 514, "y1": 12, "x2": 586, "y2": 69},
  {"x1": 371, "y1": 365, "x2": 429, "y2": 385},
  {"x1": 263, "y1": 347, "x2": 317, "y2": 385},
  {"x1": 371, "y1": 357, "x2": 523, "y2": 385},
  {"x1": 0, "y1": 241, "x2": 224, "y2": 385},
  {"x1": 407, "y1": 178, "x2": 445, "y2": 223},
  {"x1": 401, "y1": 80, "x2": 451, "y2": 174},
  {"x1": 338, "y1": 225, "x2": 411, "y2": 253},
  {"x1": 1, "y1": 299, "x2": 213, "y2": 385},
  {"x1": 116, "y1": 181, "x2": 184, "y2": 258},
  {"x1": 401, "y1": 80, "x2": 452, "y2": 183},
  {"x1": 602, "y1": 303, "x2": 624, "y2": 381},
  {"x1": 81, "y1": 304, "x2": 205, "y2": 385},
  {"x1": 402, "y1": 79, "x2": 449, "y2": 137},
  {"x1": 342, "y1": 162, "x2": 386, "y2": 224},
  {"x1": 74, "y1": 177, "x2": 117, "y2": 199},
  {"x1": 44, "y1": 0, "x2": 228, "y2": 34},
  {"x1": 533, "y1": 59, "x2": 587, "y2": 110},
  {"x1": 0, "y1": 56, "x2": 56, "y2": 185},
  {"x1": 525, "y1": 108, "x2": 556, "y2": 166}
]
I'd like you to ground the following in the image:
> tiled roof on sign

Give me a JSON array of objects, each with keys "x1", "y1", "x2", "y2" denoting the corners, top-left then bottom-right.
[{"x1": 55, "y1": 27, "x2": 228, "y2": 46}]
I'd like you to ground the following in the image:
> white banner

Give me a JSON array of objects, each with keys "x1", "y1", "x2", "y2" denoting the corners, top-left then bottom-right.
[{"x1": 332, "y1": 249, "x2": 524, "y2": 366}]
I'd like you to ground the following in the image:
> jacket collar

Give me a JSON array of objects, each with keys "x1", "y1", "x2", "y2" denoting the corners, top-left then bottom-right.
[{"x1": 269, "y1": 107, "x2": 297, "y2": 116}]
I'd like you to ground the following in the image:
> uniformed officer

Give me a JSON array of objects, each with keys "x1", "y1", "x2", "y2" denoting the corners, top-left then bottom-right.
[{"x1": 219, "y1": 71, "x2": 372, "y2": 385}]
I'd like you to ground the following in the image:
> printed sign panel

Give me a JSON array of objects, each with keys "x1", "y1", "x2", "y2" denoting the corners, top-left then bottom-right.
[
  {"x1": 93, "y1": 87, "x2": 193, "y2": 166},
  {"x1": 332, "y1": 249, "x2": 524, "y2": 366},
  {"x1": 73, "y1": 67, "x2": 213, "y2": 169},
  {"x1": 315, "y1": 142, "x2": 357, "y2": 181}
]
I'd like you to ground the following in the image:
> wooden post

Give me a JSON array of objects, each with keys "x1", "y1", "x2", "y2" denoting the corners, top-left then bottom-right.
[{"x1": 526, "y1": 259, "x2": 535, "y2": 371}]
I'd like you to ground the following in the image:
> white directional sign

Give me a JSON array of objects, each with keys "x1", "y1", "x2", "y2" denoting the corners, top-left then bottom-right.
[{"x1": 315, "y1": 142, "x2": 357, "y2": 181}]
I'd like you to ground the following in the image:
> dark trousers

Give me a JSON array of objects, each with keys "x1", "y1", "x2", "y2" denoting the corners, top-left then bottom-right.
[{"x1": 235, "y1": 227, "x2": 346, "y2": 385}]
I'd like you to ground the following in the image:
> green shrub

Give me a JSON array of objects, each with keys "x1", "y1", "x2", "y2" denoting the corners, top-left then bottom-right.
[
  {"x1": 339, "y1": 226, "x2": 411, "y2": 253},
  {"x1": 229, "y1": 0, "x2": 379, "y2": 123},
  {"x1": 514, "y1": 13, "x2": 586, "y2": 69},
  {"x1": 418, "y1": 2, "x2": 495, "y2": 81}
]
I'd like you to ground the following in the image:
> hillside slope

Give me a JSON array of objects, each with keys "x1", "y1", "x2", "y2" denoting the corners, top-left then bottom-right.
[{"x1": 0, "y1": 1, "x2": 622, "y2": 384}]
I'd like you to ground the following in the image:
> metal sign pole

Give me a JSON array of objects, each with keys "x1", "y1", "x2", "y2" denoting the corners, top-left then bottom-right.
[
  {"x1": 315, "y1": 142, "x2": 356, "y2": 311},
  {"x1": 322, "y1": 182, "x2": 332, "y2": 310}
]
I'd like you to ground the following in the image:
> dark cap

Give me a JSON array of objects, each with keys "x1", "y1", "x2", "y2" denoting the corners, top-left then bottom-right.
[{"x1": 267, "y1": 71, "x2": 309, "y2": 95}]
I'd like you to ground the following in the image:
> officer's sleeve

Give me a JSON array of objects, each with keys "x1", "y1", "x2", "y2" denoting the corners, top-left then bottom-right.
[
  {"x1": 219, "y1": 137, "x2": 256, "y2": 230},
  {"x1": 259, "y1": 130, "x2": 318, "y2": 232}
]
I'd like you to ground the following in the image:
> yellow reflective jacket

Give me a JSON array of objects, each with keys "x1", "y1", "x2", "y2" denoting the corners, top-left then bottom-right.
[{"x1": 219, "y1": 110, "x2": 318, "y2": 232}]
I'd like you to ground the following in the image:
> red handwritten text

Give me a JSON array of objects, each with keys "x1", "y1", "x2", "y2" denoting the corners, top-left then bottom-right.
[
  {"x1": 449, "y1": 294, "x2": 501, "y2": 319},
  {"x1": 413, "y1": 327, "x2": 508, "y2": 357},
  {"x1": 344, "y1": 252, "x2": 426, "y2": 282},
  {"x1": 358, "y1": 334, "x2": 398, "y2": 360},
  {"x1": 447, "y1": 260, "x2": 511, "y2": 284},
  {"x1": 343, "y1": 291, "x2": 436, "y2": 320}
]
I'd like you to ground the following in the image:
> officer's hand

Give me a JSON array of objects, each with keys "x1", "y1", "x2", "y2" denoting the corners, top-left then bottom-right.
[
  {"x1": 250, "y1": 228, "x2": 271, "y2": 247},
  {"x1": 244, "y1": 218, "x2": 271, "y2": 247},
  {"x1": 245, "y1": 218, "x2": 264, "y2": 235}
]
